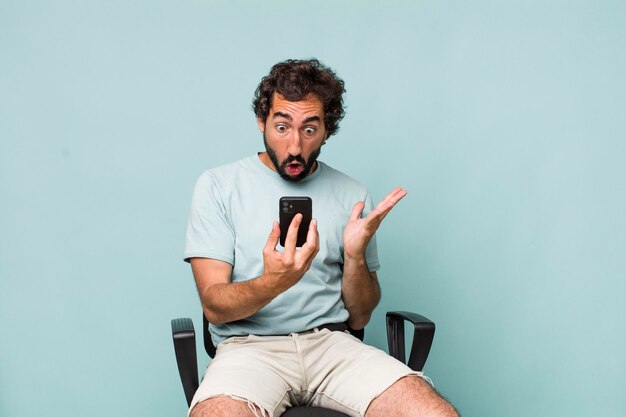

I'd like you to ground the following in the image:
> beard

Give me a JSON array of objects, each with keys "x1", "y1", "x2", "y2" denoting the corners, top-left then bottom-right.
[{"x1": 263, "y1": 133, "x2": 322, "y2": 182}]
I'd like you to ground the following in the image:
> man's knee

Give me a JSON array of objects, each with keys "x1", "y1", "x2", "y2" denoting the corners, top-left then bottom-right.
[
  {"x1": 366, "y1": 375, "x2": 459, "y2": 417},
  {"x1": 190, "y1": 396, "x2": 262, "y2": 417}
]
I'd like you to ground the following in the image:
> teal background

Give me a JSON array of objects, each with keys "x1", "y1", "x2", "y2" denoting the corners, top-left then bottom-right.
[{"x1": 1, "y1": 1, "x2": 625, "y2": 416}]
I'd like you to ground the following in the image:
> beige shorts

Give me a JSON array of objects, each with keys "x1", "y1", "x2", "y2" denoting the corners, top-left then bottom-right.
[{"x1": 188, "y1": 328, "x2": 418, "y2": 417}]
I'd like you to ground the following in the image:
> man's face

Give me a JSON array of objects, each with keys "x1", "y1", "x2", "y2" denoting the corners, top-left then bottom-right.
[{"x1": 258, "y1": 93, "x2": 327, "y2": 182}]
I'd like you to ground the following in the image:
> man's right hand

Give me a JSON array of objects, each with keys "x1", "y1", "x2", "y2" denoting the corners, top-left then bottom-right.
[
  {"x1": 262, "y1": 213, "x2": 319, "y2": 294},
  {"x1": 191, "y1": 214, "x2": 319, "y2": 325}
]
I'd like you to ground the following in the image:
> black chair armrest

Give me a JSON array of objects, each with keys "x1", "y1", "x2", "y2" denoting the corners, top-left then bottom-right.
[
  {"x1": 171, "y1": 318, "x2": 199, "y2": 406},
  {"x1": 386, "y1": 311, "x2": 435, "y2": 372}
]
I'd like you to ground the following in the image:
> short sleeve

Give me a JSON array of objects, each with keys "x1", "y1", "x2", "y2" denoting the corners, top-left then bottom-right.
[{"x1": 183, "y1": 171, "x2": 235, "y2": 264}]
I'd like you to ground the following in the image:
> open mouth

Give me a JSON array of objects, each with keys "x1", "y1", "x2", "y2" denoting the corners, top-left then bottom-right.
[{"x1": 285, "y1": 163, "x2": 303, "y2": 175}]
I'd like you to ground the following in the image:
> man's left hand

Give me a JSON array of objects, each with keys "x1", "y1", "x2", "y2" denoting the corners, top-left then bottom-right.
[{"x1": 343, "y1": 187, "x2": 407, "y2": 260}]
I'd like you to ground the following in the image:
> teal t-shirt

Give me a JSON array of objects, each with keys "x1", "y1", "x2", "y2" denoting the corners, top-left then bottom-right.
[{"x1": 184, "y1": 154, "x2": 380, "y2": 345}]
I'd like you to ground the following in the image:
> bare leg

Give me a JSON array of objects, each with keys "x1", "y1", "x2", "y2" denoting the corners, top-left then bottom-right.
[
  {"x1": 366, "y1": 376, "x2": 459, "y2": 417},
  {"x1": 190, "y1": 396, "x2": 265, "y2": 417}
]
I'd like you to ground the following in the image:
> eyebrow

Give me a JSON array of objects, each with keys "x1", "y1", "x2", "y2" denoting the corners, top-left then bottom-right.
[
  {"x1": 272, "y1": 112, "x2": 321, "y2": 124},
  {"x1": 272, "y1": 111, "x2": 292, "y2": 121},
  {"x1": 303, "y1": 116, "x2": 321, "y2": 124}
]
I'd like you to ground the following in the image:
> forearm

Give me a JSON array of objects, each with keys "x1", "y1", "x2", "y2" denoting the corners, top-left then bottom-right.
[
  {"x1": 199, "y1": 275, "x2": 279, "y2": 325},
  {"x1": 193, "y1": 218, "x2": 319, "y2": 326},
  {"x1": 341, "y1": 254, "x2": 381, "y2": 330}
]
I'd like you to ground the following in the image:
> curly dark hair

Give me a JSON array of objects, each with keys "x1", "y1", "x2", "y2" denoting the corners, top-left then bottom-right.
[{"x1": 252, "y1": 58, "x2": 346, "y2": 138}]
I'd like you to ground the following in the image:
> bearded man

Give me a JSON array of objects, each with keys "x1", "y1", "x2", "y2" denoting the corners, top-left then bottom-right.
[{"x1": 184, "y1": 58, "x2": 458, "y2": 417}]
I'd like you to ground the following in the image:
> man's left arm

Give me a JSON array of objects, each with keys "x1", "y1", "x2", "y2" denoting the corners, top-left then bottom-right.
[
  {"x1": 342, "y1": 255, "x2": 381, "y2": 330},
  {"x1": 341, "y1": 187, "x2": 407, "y2": 330}
]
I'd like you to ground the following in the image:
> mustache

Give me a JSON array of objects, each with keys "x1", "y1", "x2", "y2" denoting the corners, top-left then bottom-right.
[{"x1": 282, "y1": 155, "x2": 307, "y2": 165}]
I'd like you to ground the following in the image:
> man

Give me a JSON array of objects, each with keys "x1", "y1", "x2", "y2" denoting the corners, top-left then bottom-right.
[{"x1": 184, "y1": 59, "x2": 458, "y2": 417}]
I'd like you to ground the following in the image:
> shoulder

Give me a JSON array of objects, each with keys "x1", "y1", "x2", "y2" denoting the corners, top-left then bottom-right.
[
  {"x1": 207, "y1": 156, "x2": 254, "y2": 177},
  {"x1": 317, "y1": 161, "x2": 369, "y2": 196},
  {"x1": 196, "y1": 156, "x2": 256, "y2": 185}
]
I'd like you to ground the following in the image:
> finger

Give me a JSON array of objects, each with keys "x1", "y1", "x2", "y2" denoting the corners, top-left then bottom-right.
[
  {"x1": 315, "y1": 219, "x2": 320, "y2": 253},
  {"x1": 377, "y1": 187, "x2": 407, "y2": 209},
  {"x1": 283, "y1": 213, "x2": 302, "y2": 255},
  {"x1": 263, "y1": 221, "x2": 280, "y2": 253},
  {"x1": 349, "y1": 201, "x2": 366, "y2": 222},
  {"x1": 383, "y1": 187, "x2": 407, "y2": 211},
  {"x1": 365, "y1": 188, "x2": 407, "y2": 227},
  {"x1": 302, "y1": 219, "x2": 319, "y2": 253},
  {"x1": 305, "y1": 218, "x2": 318, "y2": 247},
  {"x1": 372, "y1": 187, "x2": 407, "y2": 217},
  {"x1": 391, "y1": 187, "x2": 408, "y2": 202},
  {"x1": 300, "y1": 219, "x2": 320, "y2": 264}
]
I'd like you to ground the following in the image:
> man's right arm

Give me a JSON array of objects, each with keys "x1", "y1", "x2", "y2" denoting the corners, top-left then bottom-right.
[
  {"x1": 191, "y1": 258, "x2": 275, "y2": 324},
  {"x1": 190, "y1": 215, "x2": 319, "y2": 325}
]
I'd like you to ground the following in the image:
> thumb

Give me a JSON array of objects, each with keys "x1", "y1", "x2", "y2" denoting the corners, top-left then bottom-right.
[
  {"x1": 349, "y1": 201, "x2": 365, "y2": 222},
  {"x1": 264, "y1": 221, "x2": 280, "y2": 252}
]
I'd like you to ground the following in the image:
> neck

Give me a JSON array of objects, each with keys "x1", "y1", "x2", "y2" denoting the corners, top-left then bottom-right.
[{"x1": 258, "y1": 152, "x2": 276, "y2": 172}]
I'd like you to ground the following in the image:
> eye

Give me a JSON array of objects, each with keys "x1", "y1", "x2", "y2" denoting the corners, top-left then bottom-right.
[
  {"x1": 303, "y1": 126, "x2": 316, "y2": 135},
  {"x1": 276, "y1": 124, "x2": 288, "y2": 133}
]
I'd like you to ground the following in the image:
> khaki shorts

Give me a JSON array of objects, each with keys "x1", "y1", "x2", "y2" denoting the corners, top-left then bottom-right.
[{"x1": 188, "y1": 328, "x2": 418, "y2": 417}]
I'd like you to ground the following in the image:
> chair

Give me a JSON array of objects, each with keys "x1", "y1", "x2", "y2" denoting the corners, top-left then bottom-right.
[{"x1": 171, "y1": 311, "x2": 435, "y2": 417}]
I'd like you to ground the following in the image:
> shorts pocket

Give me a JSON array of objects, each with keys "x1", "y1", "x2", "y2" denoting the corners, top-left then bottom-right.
[{"x1": 218, "y1": 334, "x2": 253, "y2": 348}]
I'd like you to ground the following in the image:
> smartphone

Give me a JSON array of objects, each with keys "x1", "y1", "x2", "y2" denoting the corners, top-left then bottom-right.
[{"x1": 279, "y1": 196, "x2": 312, "y2": 247}]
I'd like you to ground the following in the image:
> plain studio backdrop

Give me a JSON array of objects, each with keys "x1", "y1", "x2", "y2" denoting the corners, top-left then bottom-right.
[{"x1": 1, "y1": 1, "x2": 624, "y2": 416}]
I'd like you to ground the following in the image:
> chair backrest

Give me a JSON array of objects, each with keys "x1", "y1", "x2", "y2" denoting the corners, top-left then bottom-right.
[
  {"x1": 202, "y1": 315, "x2": 364, "y2": 358},
  {"x1": 202, "y1": 315, "x2": 217, "y2": 358}
]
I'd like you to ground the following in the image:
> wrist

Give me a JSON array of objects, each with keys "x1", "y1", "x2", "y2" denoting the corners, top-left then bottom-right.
[
  {"x1": 343, "y1": 251, "x2": 367, "y2": 265},
  {"x1": 259, "y1": 270, "x2": 298, "y2": 298},
  {"x1": 255, "y1": 273, "x2": 283, "y2": 299}
]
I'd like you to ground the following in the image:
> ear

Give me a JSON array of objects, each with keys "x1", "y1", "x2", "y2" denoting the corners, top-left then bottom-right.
[{"x1": 257, "y1": 117, "x2": 265, "y2": 133}]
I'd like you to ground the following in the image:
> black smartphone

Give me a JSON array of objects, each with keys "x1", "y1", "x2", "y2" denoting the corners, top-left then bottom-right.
[{"x1": 279, "y1": 196, "x2": 312, "y2": 247}]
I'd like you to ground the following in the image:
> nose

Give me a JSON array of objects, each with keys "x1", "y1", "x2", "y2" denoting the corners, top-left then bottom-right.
[{"x1": 287, "y1": 130, "x2": 302, "y2": 156}]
